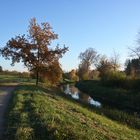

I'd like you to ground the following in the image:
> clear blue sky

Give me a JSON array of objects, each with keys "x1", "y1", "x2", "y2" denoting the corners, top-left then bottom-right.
[{"x1": 0, "y1": 0, "x2": 140, "y2": 72}]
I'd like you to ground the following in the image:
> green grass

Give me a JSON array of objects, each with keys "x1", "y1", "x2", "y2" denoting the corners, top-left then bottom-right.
[
  {"x1": 5, "y1": 84, "x2": 140, "y2": 140},
  {"x1": 75, "y1": 80, "x2": 140, "y2": 129}
]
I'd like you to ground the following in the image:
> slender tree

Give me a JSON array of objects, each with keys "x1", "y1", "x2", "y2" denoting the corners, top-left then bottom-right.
[
  {"x1": 110, "y1": 51, "x2": 120, "y2": 71},
  {"x1": 78, "y1": 48, "x2": 99, "y2": 80},
  {"x1": 79, "y1": 48, "x2": 99, "y2": 70},
  {"x1": 129, "y1": 31, "x2": 140, "y2": 59},
  {"x1": 129, "y1": 47, "x2": 140, "y2": 59},
  {"x1": 0, "y1": 18, "x2": 68, "y2": 85}
]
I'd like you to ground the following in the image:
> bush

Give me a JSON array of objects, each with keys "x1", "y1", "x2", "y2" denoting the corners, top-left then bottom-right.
[
  {"x1": 101, "y1": 71, "x2": 126, "y2": 87},
  {"x1": 99, "y1": 70, "x2": 140, "y2": 89},
  {"x1": 123, "y1": 79, "x2": 140, "y2": 89},
  {"x1": 82, "y1": 72, "x2": 89, "y2": 80}
]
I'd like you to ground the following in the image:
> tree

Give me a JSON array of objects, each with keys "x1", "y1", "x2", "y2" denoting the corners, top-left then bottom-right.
[
  {"x1": 129, "y1": 31, "x2": 140, "y2": 59},
  {"x1": 110, "y1": 51, "x2": 120, "y2": 71},
  {"x1": 78, "y1": 48, "x2": 99, "y2": 80},
  {"x1": 78, "y1": 61, "x2": 89, "y2": 80},
  {"x1": 96, "y1": 56, "x2": 113, "y2": 79},
  {"x1": 68, "y1": 69, "x2": 79, "y2": 81},
  {"x1": 129, "y1": 47, "x2": 140, "y2": 59},
  {"x1": 79, "y1": 48, "x2": 99, "y2": 70},
  {"x1": 125, "y1": 59, "x2": 131, "y2": 75},
  {"x1": 88, "y1": 70, "x2": 100, "y2": 80},
  {"x1": 0, "y1": 18, "x2": 68, "y2": 85},
  {"x1": 0, "y1": 66, "x2": 2, "y2": 72},
  {"x1": 40, "y1": 60, "x2": 63, "y2": 84},
  {"x1": 125, "y1": 58, "x2": 140, "y2": 78}
]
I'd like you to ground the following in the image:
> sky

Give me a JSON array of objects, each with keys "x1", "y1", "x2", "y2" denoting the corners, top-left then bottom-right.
[{"x1": 0, "y1": 0, "x2": 140, "y2": 72}]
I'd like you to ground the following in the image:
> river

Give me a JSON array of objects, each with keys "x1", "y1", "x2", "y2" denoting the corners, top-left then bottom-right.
[{"x1": 61, "y1": 84, "x2": 101, "y2": 107}]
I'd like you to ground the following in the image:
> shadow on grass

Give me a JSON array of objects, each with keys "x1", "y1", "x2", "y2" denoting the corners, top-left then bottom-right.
[{"x1": 8, "y1": 83, "x2": 140, "y2": 130}]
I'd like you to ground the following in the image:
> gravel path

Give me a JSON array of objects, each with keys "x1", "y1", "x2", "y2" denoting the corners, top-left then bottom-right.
[{"x1": 0, "y1": 85, "x2": 17, "y2": 139}]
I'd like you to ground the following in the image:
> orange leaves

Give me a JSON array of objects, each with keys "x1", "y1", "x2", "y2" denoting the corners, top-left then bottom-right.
[{"x1": 0, "y1": 18, "x2": 68, "y2": 85}]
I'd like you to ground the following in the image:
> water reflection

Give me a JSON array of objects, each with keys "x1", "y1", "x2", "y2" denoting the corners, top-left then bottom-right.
[{"x1": 62, "y1": 84, "x2": 101, "y2": 107}]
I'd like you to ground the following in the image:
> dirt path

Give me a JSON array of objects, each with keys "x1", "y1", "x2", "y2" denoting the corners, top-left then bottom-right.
[{"x1": 0, "y1": 85, "x2": 17, "y2": 139}]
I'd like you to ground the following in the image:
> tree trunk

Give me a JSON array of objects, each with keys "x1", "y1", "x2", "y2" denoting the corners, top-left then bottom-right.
[
  {"x1": 36, "y1": 70, "x2": 39, "y2": 86},
  {"x1": 36, "y1": 47, "x2": 40, "y2": 86}
]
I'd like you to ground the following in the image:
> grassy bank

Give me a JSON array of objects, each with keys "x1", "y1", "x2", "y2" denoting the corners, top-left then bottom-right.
[
  {"x1": 4, "y1": 84, "x2": 140, "y2": 140},
  {"x1": 76, "y1": 80, "x2": 140, "y2": 112}
]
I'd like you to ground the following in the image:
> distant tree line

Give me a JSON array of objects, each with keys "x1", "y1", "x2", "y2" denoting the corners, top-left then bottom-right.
[
  {"x1": 64, "y1": 45, "x2": 140, "y2": 85},
  {"x1": 1, "y1": 17, "x2": 140, "y2": 86}
]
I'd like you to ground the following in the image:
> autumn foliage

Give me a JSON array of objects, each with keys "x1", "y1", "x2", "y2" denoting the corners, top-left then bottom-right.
[
  {"x1": 40, "y1": 60, "x2": 63, "y2": 84},
  {"x1": 0, "y1": 18, "x2": 68, "y2": 85}
]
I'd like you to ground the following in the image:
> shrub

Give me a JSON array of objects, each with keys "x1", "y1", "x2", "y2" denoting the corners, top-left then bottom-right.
[
  {"x1": 124, "y1": 79, "x2": 140, "y2": 89},
  {"x1": 101, "y1": 71, "x2": 126, "y2": 87}
]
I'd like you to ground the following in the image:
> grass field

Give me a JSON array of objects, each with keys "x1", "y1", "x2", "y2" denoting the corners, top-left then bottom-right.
[{"x1": 4, "y1": 84, "x2": 140, "y2": 140}]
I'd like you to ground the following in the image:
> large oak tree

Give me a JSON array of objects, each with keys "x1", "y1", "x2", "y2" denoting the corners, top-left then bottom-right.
[{"x1": 0, "y1": 18, "x2": 68, "y2": 85}]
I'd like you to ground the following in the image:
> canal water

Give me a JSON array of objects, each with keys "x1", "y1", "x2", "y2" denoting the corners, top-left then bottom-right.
[{"x1": 61, "y1": 84, "x2": 101, "y2": 107}]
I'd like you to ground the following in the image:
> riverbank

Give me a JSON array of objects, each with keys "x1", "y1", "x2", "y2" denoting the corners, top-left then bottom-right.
[
  {"x1": 76, "y1": 81, "x2": 140, "y2": 129},
  {"x1": 76, "y1": 80, "x2": 140, "y2": 113},
  {"x1": 4, "y1": 84, "x2": 140, "y2": 140}
]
